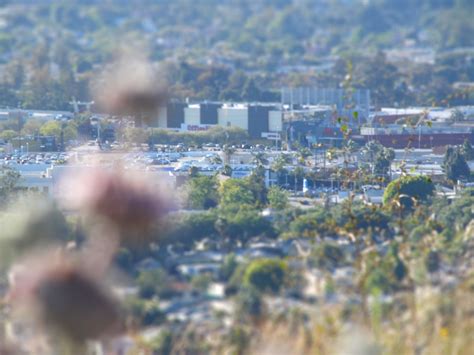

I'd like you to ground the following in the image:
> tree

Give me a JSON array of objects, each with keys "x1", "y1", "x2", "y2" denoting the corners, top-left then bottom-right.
[
  {"x1": 219, "y1": 253, "x2": 239, "y2": 281},
  {"x1": 0, "y1": 82, "x2": 19, "y2": 108},
  {"x1": 185, "y1": 175, "x2": 219, "y2": 209},
  {"x1": 361, "y1": 141, "x2": 394, "y2": 176},
  {"x1": 243, "y1": 259, "x2": 287, "y2": 294},
  {"x1": 63, "y1": 121, "x2": 78, "y2": 141},
  {"x1": 241, "y1": 78, "x2": 261, "y2": 102},
  {"x1": 443, "y1": 146, "x2": 470, "y2": 183},
  {"x1": 267, "y1": 186, "x2": 289, "y2": 210},
  {"x1": 383, "y1": 175, "x2": 435, "y2": 209},
  {"x1": 271, "y1": 153, "x2": 291, "y2": 185},
  {"x1": 221, "y1": 164, "x2": 233, "y2": 177},
  {"x1": 223, "y1": 145, "x2": 236, "y2": 165},
  {"x1": 137, "y1": 269, "x2": 174, "y2": 299},
  {"x1": 461, "y1": 140, "x2": 474, "y2": 161},
  {"x1": 251, "y1": 151, "x2": 268, "y2": 166},
  {"x1": 39, "y1": 120, "x2": 61, "y2": 138},
  {"x1": 188, "y1": 166, "x2": 199, "y2": 178},
  {"x1": 160, "y1": 211, "x2": 218, "y2": 247},
  {"x1": 289, "y1": 207, "x2": 334, "y2": 238},
  {"x1": 219, "y1": 179, "x2": 255, "y2": 206},
  {"x1": 374, "y1": 147, "x2": 395, "y2": 176},
  {"x1": 0, "y1": 129, "x2": 17, "y2": 141},
  {"x1": 124, "y1": 297, "x2": 166, "y2": 327},
  {"x1": 296, "y1": 147, "x2": 312, "y2": 166},
  {"x1": 309, "y1": 242, "x2": 345, "y2": 271},
  {"x1": 22, "y1": 119, "x2": 43, "y2": 136},
  {"x1": 0, "y1": 166, "x2": 21, "y2": 202},
  {"x1": 450, "y1": 109, "x2": 465, "y2": 122},
  {"x1": 210, "y1": 155, "x2": 223, "y2": 165},
  {"x1": 215, "y1": 205, "x2": 274, "y2": 245},
  {"x1": 246, "y1": 166, "x2": 268, "y2": 206}
]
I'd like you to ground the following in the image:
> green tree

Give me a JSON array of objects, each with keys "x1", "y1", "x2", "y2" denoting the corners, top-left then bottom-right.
[
  {"x1": 0, "y1": 82, "x2": 19, "y2": 108},
  {"x1": 188, "y1": 166, "x2": 199, "y2": 178},
  {"x1": 219, "y1": 253, "x2": 239, "y2": 281},
  {"x1": 309, "y1": 242, "x2": 345, "y2": 271},
  {"x1": 219, "y1": 179, "x2": 255, "y2": 206},
  {"x1": 289, "y1": 207, "x2": 334, "y2": 238},
  {"x1": 63, "y1": 121, "x2": 78, "y2": 141},
  {"x1": 215, "y1": 205, "x2": 274, "y2": 245},
  {"x1": 137, "y1": 269, "x2": 174, "y2": 299},
  {"x1": 241, "y1": 78, "x2": 261, "y2": 101},
  {"x1": 124, "y1": 297, "x2": 166, "y2": 327},
  {"x1": 271, "y1": 153, "x2": 291, "y2": 185},
  {"x1": 39, "y1": 120, "x2": 61, "y2": 137},
  {"x1": 443, "y1": 146, "x2": 470, "y2": 183},
  {"x1": 0, "y1": 166, "x2": 21, "y2": 202},
  {"x1": 223, "y1": 144, "x2": 236, "y2": 165},
  {"x1": 160, "y1": 211, "x2": 218, "y2": 247},
  {"x1": 374, "y1": 147, "x2": 395, "y2": 176},
  {"x1": 267, "y1": 186, "x2": 289, "y2": 210},
  {"x1": 251, "y1": 151, "x2": 268, "y2": 166},
  {"x1": 461, "y1": 140, "x2": 474, "y2": 161},
  {"x1": 243, "y1": 259, "x2": 287, "y2": 294},
  {"x1": 246, "y1": 166, "x2": 268, "y2": 206},
  {"x1": 221, "y1": 164, "x2": 233, "y2": 177},
  {"x1": 0, "y1": 129, "x2": 17, "y2": 141},
  {"x1": 383, "y1": 175, "x2": 435, "y2": 209},
  {"x1": 185, "y1": 175, "x2": 219, "y2": 209},
  {"x1": 22, "y1": 119, "x2": 43, "y2": 136}
]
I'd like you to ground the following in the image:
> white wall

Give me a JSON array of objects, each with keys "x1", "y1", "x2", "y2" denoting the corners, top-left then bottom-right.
[
  {"x1": 156, "y1": 107, "x2": 167, "y2": 128},
  {"x1": 218, "y1": 106, "x2": 248, "y2": 130},
  {"x1": 269, "y1": 110, "x2": 282, "y2": 132},
  {"x1": 184, "y1": 105, "x2": 201, "y2": 125}
]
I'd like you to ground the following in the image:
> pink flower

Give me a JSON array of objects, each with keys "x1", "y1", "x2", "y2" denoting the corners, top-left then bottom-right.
[{"x1": 7, "y1": 251, "x2": 120, "y2": 343}]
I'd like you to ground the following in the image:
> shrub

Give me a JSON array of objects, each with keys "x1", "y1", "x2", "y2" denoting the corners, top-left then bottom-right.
[
  {"x1": 383, "y1": 175, "x2": 434, "y2": 210},
  {"x1": 243, "y1": 259, "x2": 287, "y2": 294}
]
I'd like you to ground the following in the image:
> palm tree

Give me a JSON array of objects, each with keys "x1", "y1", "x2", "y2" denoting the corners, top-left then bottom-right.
[
  {"x1": 210, "y1": 155, "x2": 223, "y2": 165},
  {"x1": 223, "y1": 144, "x2": 235, "y2": 165},
  {"x1": 361, "y1": 141, "x2": 382, "y2": 163},
  {"x1": 252, "y1": 151, "x2": 268, "y2": 166},
  {"x1": 188, "y1": 166, "x2": 199, "y2": 178},
  {"x1": 297, "y1": 147, "x2": 312, "y2": 166},
  {"x1": 335, "y1": 139, "x2": 359, "y2": 170},
  {"x1": 271, "y1": 153, "x2": 292, "y2": 186}
]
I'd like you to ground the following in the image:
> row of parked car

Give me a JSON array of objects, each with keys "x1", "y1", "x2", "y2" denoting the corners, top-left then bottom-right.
[{"x1": 0, "y1": 152, "x2": 70, "y2": 165}]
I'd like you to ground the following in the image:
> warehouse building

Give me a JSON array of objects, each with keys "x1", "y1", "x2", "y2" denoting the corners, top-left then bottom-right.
[{"x1": 151, "y1": 102, "x2": 282, "y2": 138}]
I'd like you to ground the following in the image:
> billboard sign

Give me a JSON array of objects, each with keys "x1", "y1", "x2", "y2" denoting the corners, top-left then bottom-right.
[
  {"x1": 180, "y1": 123, "x2": 213, "y2": 132},
  {"x1": 261, "y1": 132, "x2": 281, "y2": 140}
]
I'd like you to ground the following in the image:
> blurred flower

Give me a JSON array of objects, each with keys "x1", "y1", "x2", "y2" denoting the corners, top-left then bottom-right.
[
  {"x1": 7, "y1": 251, "x2": 120, "y2": 344},
  {"x1": 0, "y1": 197, "x2": 69, "y2": 269},
  {"x1": 59, "y1": 168, "x2": 173, "y2": 245},
  {"x1": 0, "y1": 344, "x2": 21, "y2": 355},
  {"x1": 93, "y1": 47, "x2": 167, "y2": 124},
  {"x1": 439, "y1": 327, "x2": 449, "y2": 339}
]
